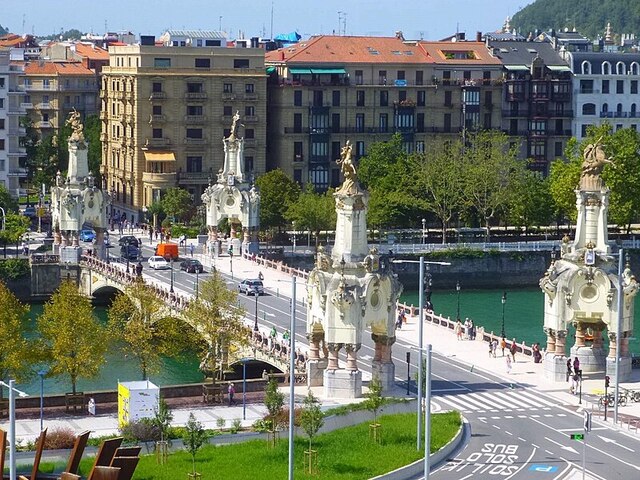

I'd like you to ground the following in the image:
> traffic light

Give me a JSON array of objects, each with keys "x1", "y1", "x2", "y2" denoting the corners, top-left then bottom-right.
[{"x1": 605, "y1": 375, "x2": 610, "y2": 388}]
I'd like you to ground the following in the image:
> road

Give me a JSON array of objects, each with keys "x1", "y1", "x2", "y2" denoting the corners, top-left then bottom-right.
[{"x1": 107, "y1": 234, "x2": 640, "y2": 479}]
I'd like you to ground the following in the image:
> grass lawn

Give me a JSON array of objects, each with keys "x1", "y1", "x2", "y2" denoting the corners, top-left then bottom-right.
[{"x1": 77, "y1": 411, "x2": 459, "y2": 480}]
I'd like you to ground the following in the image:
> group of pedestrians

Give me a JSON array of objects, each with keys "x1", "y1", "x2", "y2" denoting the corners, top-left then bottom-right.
[
  {"x1": 566, "y1": 356, "x2": 582, "y2": 394},
  {"x1": 454, "y1": 318, "x2": 476, "y2": 340}
]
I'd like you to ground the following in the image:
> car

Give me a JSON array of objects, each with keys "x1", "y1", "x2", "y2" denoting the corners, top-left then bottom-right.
[
  {"x1": 180, "y1": 259, "x2": 204, "y2": 273},
  {"x1": 118, "y1": 235, "x2": 140, "y2": 247},
  {"x1": 120, "y1": 244, "x2": 141, "y2": 261},
  {"x1": 148, "y1": 255, "x2": 170, "y2": 270},
  {"x1": 238, "y1": 279, "x2": 264, "y2": 296},
  {"x1": 23, "y1": 206, "x2": 37, "y2": 218},
  {"x1": 79, "y1": 229, "x2": 96, "y2": 242}
]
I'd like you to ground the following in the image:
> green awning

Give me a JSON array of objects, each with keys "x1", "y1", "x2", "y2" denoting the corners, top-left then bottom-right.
[
  {"x1": 310, "y1": 68, "x2": 347, "y2": 74},
  {"x1": 504, "y1": 65, "x2": 529, "y2": 71},
  {"x1": 547, "y1": 65, "x2": 571, "y2": 72},
  {"x1": 289, "y1": 68, "x2": 312, "y2": 74},
  {"x1": 266, "y1": 66, "x2": 276, "y2": 74}
]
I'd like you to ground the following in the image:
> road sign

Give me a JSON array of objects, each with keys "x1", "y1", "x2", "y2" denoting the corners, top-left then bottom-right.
[
  {"x1": 570, "y1": 433, "x2": 584, "y2": 441},
  {"x1": 584, "y1": 411, "x2": 592, "y2": 432}
]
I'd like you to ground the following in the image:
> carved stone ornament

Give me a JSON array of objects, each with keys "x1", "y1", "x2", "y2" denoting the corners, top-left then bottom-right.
[
  {"x1": 584, "y1": 195, "x2": 601, "y2": 207},
  {"x1": 331, "y1": 275, "x2": 355, "y2": 319}
]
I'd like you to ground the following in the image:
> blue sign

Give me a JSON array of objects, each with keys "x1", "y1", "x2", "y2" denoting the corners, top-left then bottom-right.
[{"x1": 529, "y1": 465, "x2": 558, "y2": 473}]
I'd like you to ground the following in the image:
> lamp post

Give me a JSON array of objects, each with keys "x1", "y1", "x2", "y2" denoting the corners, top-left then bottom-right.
[
  {"x1": 291, "y1": 221, "x2": 296, "y2": 254},
  {"x1": 110, "y1": 187, "x2": 116, "y2": 229},
  {"x1": 501, "y1": 291, "x2": 507, "y2": 338},
  {"x1": 229, "y1": 249, "x2": 233, "y2": 279},
  {"x1": 1, "y1": 379, "x2": 28, "y2": 480},
  {"x1": 614, "y1": 248, "x2": 624, "y2": 424},
  {"x1": 195, "y1": 268, "x2": 199, "y2": 299},
  {"x1": 254, "y1": 290, "x2": 259, "y2": 331},
  {"x1": 37, "y1": 368, "x2": 47, "y2": 431},
  {"x1": 421, "y1": 218, "x2": 426, "y2": 244},
  {"x1": 242, "y1": 358, "x2": 249, "y2": 420},
  {"x1": 456, "y1": 281, "x2": 461, "y2": 322},
  {"x1": 170, "y1": 257, "x2": 174, "y2": 293},
  {"x1": 288, "y1": 276, "x2": 296, "y2": 480}
]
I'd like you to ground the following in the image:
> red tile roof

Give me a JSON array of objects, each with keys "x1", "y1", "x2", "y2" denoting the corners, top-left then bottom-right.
[
  {"x1": 23, "y1": 61, "x2": 95, "y2": 75},
  {"x1": 266, "y1": 35, "x2": 432, "y2": 65},
  {"x1": 418, "y1": 41, "x2": 502, "y2": 65},
  {"x1": 73, "y1": 43, "x2": 109, "y2": 60}
]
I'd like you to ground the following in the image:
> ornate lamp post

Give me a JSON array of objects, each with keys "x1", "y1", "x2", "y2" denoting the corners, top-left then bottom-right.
[
  {"x1": 253, "y1": 290, "x2": 259, "y2": 331},
  {"x1": 456, "y1": 281, "x2": 461, "y2": 321},
  {"x1": 421, "y1": 218, "x2": 426, "y2": 244},
  {"x1": 170, "y1": 257, "x2": 174, "y2": 293},
  {"x1": 501, "y1": 291, "x2": 507, "y2": 338}
]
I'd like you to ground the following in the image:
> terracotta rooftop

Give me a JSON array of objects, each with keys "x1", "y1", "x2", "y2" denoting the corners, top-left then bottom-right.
[
  {"x1": 0, "y1": 34, "x2": 27, "y2": 48},
  {"x1": 73, "y1": 43, "x2": 109, "y2": 60},
  {"x1": 266, "y1": 35, "x2": 432, "y2": 64},
  {"x1": 23, "y1": 61, "x2": 95, "y2": 75},
  {"x1": 418, "y1": 41, "x2": 502, "y2": 65}
]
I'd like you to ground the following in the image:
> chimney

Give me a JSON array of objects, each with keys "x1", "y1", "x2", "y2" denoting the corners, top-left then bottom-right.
[
  {"x1": 280, "y1": 50, "x2": 285, "y2": 60},
  {"x1": 395, "y1": 30, "x2": 405, "y2": 41},
  {"x1": 476, "y1": 31, "x2": 482, "y2": 42}
]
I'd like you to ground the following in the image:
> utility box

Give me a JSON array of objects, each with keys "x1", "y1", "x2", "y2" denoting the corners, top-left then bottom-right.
[{"x1": 117, "y1": 380, "x2": 160, "y2": 427}]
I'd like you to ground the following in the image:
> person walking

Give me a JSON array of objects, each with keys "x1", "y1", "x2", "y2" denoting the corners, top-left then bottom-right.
[
  {"x1": 506, "y1": 355, "x2": 512, "y2": 374},
  {"x1": 491, "y1": 339, "x2": 498, "y2": 358},
  {"x1": 573, "y1": 356, "x2": 580, "y2": 374},
  {"x1": 464, "y1": 318, "x2": 471, "y2": 340},
  {"x1": 500, "y1": 337, "x2": 507, "y2": 357},
  {"x1": 510, "y1": 338, "x2": 517, "y2": 362},
  {"x1": 189, "y1": 243, "x2": 195, "y2": 257},
  {"x1": 228, "y1": 383, "x2": 236, "y2": 406},
  {"x1": 455, "y1": 320, "x2": 463, "y2": 341},
  {"x1": 566, "y1": 358, "x2": 573, "y2": 382}
]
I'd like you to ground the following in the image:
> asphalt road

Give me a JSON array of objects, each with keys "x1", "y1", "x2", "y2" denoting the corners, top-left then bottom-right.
[{"x1": 106, "y1": 235, "x2": 640, "y2": 479}]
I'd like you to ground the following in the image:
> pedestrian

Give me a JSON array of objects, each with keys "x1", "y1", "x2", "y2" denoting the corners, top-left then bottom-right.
[
  {"x1": 455, "y1": 320, "x2": 463, "y2": 340},
  {"x1": 566, "y1": 358, "x2": 572, "y2": 382},
  {"x1": 573, "y1": 356, "x2": 580, "y2": 374},
  {"x1": 283, "y1": 329, "x2": 290, "y2": 345},
  {"x1": 489, "y1": 341, "x2": 493, "y2": 358},
  {"x1": 228, "y1": 383, "x2": 236, "y2": 406},
  {"x1": 500, "y1": 337, "x2": 507, "y2": 357},
  {"x1": 464, "y1": 318, "x2": 471, "y2": 340},
  {"x1": 532, "y1": 343, "x2": 542, "y2": 363},
  {"x1": 189, "y1": 243, "x2": 194, "y2": 257},
  {"x1": 470, "y1": 319, "x2": 476, "y2": 340},
  {"x1": 510, "y1": 338, "x2": 517, "y2": 362},
  {"x1": 491, "y1": 339, "x2": 498, "y2": 358},
  {"x1": 506, "y1": 355, "x2": 512, "y2": 374},
  {"x1": 570, "y1": 372, "x2": 580, "y2": 394}
]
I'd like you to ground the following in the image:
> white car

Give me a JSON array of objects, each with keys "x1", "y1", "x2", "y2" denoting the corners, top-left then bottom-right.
[{"x1": 148, "y1": 255, "x2": 170, "y2": 270}]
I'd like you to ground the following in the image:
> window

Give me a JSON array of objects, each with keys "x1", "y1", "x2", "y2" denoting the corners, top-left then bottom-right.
[
  {"x1": 152, "y1": 105, "x2": 162, "y2": 115},
  {"x1": 0, "y1": 139, "x2": 4, "y2": 150},
  {"x1": 152, "y1": 128, "x2": 163, "y2": 138},
  {"x1": 379, "y1": 113, "x2": 388, "y2": 132},
  {"x1": 580, "y1": 80, "x2": 594, "y2": 94},
  {"x1": 355, "y1": 113, "x2": 365, "y2": 132},
  {"x1": 42, "y1": 113, "x2": 49, "y2": 122},
  {"x1": 356, "y1": 90, "x2": 365, "y2": 107},
  {"x1": 0, "y1": 119, "x2": 4, "y2": 129},
  {"x1": 187, "y1": 82, "x2": 203, "y2": 93},
  {"x1": 417, "y1": 90, "x2": 426, "y2": 106},
  {"x1": 294, "y1": 90, "x2": 302, "y2": 106},
  {"x1": 245, "y1": 129, "x2": 254, "y2": 139},
  {"x1": 529, "y1": 120, "x2": 546, "y2": 134},
  {"x1": 444, "y1": 113, "x2": 451, "y2": 132},
  {"x1": 602, "y1": 62, "x2": 611, "y2": 75},
  {"x1": 355, "y1": 141, "x2": 365, "y2": 158},
  {"x1": 205, "y1": 39, "x2": 221, "y2": 47},
  {"x1": 312, "y1": 90, "x2": 323, "y2": 106},
  {"x1": 398, "y1": 90, "x2": 407, "y2": 102},
  {"x1": 152, "y1": 82, "x2": 162, "y2": 92},
  {"x1": 245, "y1": 105, "x2": 255, "y2": 116},
  {"x1": 293, "y1": 169, "x2": 302, "y2": 184},
  {"x1": 188, "y1": 105, "x2": 203, "y2": 115},
  {"x1": 331, "y1": 113, "x2": 340, "y2": 133},
  {"x1": 463, "y1": 70, "x2": 471, "y2": 81},
  {"x1": 484, "y1": 91, "x2": 492, "y2": 107},
  {"x1": 380, "y1": 90, "x2": 388, "y2": 107},
  {"x1": 416, "y1": 141, "x2": 425, "y2": 153},
  {"x1": 632, "y1": 104, "x2": 637, "y2": 117},
  {"x1": 602, "y1": 103, "x2": 609, "y2": 113},
  {"x1": 245, "y1": 83, "x2": 255, "y2": 93},
  {"x1": 442, "y1": 70, "x2": 451, "y2": 85},
  {"x1": 331, "y1": 169, "x2": 340, "y2": 188},
  {"x1": 0, "y1": 78, "x2": 4, "y2": 88},
  {"x1": 331, "y1": 142, "x2": 341, "y2": 162},
  {"x1": 223, "y1": 83, "x2": 233, "y2": 93},
  {"x1": 416, "y1": 112, "x2": 424, "y2": 132},
  {"x1": 555, "y1": 142, "x2": 563, "y2": 157},
  {"x1": 293, "y1": 113, "x2": 302, "y2": 133},
  {"x1": 244, "y1": 156, "x2": 254, "y2": 173},
  {"x1": 195, "y1": 58, "x2": 210, "y2": 68},
  {"x1": 483, "y1": 113, "x2": 492, "y2": 129},
  {"x1": 154, "y1": 58, "x2": 171, "y2": 68},
  {"x1": 186, "y1": 128, "x2": 203, "y2": 138},
  {"x1": 632, "y1": 80, "x2": 638, "y2": 94},
  {"x1": 582, "y1": 103, "x2": 596, "y2": 115},
  {"x1": 397, "y1": 70, "x2": 405, "y2": 80},
  {"x1": 617, "y1": 62, "x2": 625, "y2": 75},
  {"x1": 463, "y1": 89, "x2": 479, "y2": 105},
  {"x1": 234, "y1": 59, "x2": 250, "y2": 68},
  {"x1": 332, "y1": 90, "x2": 340, "y2": 107},
  {"x1": 378, "y1": 70, "x2": 387, "y2": 85},
  {"x1": 355, "y1": 70, "x2": 363, "y2": 85},
  {"x1": 617, "y1": 80, "x2": 624, "y2": 94},
  {"x1": 186, "y1": 156, "x2": 202, "y2": 172},
  {"x1": 444, "y1": 91, "x2": 452, "y2": 107},
  {"x1": 294, "y1": 142, "x2": 303, "y2": 161},
  {"x1": 581, "y1": 61, "x2": 591, "y2": 75},
  {"x1": 416, "y1": 70, "x2": 423, "y2": 85},
  {"x1": 223, "y1": 105, "x2": 232, "y2": 116},
  {"x1": 529, "y1": 140, "x2": 546, "y2": 158},
  {"x1": 0, "y1": 160, "x2": 4, "y2": 171},
  {"x1": 309, "y1": 165, "x2": 328, "y2": 190}
]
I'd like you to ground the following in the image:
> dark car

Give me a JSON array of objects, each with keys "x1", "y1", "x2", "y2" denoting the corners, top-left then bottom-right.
[
  {"x1": 238, "y1": 279, "x2": 264, "y2": 296},
  {"x1": 118, "y1": 235, "x2": 140, "y2": 247},
  {"x1": 120, "y1": 244, "x2": 141, "y2": 261},
  {"x1": 180, "y1": 259, "x2": 204, "y2": 273},
  {"x1": 23, "y1": 206, "x2": 37, "y2": 218}
]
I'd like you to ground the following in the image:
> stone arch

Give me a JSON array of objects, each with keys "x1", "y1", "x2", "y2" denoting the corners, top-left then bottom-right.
[{"x1": 581, "y1": 61, "x2": 591, "y2": 75}]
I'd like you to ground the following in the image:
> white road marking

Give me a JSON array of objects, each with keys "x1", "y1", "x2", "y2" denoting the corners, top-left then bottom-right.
[{"x1": 598, "y1": 435, "x2": 635, "y2": 452}]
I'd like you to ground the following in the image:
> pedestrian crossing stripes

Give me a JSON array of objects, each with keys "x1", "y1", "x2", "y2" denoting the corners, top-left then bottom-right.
[{"x1": 435, "y1": 389, "x2": 561, "y2": 414}]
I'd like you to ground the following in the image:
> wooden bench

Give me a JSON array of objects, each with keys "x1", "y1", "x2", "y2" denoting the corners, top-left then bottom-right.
[
  {"x1": 65, "y1": 392, "x2": 86, "y2": 414},
  {"x1": 202, "y1": 384, "x2": 223, "y2": 404}
]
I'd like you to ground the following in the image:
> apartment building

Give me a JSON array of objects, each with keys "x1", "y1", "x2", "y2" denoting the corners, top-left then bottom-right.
[
  {"x1": 487, "y1": 41, "x2": 573, "y2": 174},
  {"x1": 0, "y1": 49, "x2": 27, "y2": 194},
  {"x1": 566, "y1": 51, "x2": 640, "y2": 140},
  {"x1": 100, "y1": 43, "x2": 266, "y2": 223}
]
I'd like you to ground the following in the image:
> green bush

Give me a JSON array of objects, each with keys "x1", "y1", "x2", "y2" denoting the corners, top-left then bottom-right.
[
  {"x1": 119, "y1": 418, "x2": 161, "y2": 443},
  {"x1": 0, "y1": 258, "x2": 30, "y2": 280},
  {"x1": 170, "y1": 225, "x2": 200, "y2": 239}
]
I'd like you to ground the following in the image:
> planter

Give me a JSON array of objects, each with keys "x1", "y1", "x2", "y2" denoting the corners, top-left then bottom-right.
[{"x1": 187, "y1": 473, "x2": 202, "y2": 480}]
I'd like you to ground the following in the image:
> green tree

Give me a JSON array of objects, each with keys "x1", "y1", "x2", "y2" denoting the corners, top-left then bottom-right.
[
  {"x1": 264, "y1": 377, "x2": 285, "y2": 446},
  {"x1": 0, "y1": 184, "x2": 18, "y2": 212},
  {"x1": 508, "y1": 171, "x2": 554, "y2": 232},
  {"x1": 107, "y1": 281, "x2": 191, "y2": 380},
  {"x1": 364, "y1": 376, "x2": 385, "y2": 428},
  {"x1": 145, "y1": 200, "x2": 165, "y2": 230},
  {"x1": 548, "y1": 138, "x2": 582, "y2": 224},
  {"x1": 37, "y1": 281, "x2": 107, "y2": 394},
  {"x1": 153, "y1": 397, "x2": 174, "y2": 443},
  {"x1": 299, "y1": 390, "x2": 324, "y2": 462},
  {"x1": 255, "y1": 169, "x2": 300, "y2": 232},
  {"x1": 182, "y1": 271, "x2": 247, "y2": 384},
  {"x1": 182, "y1": 413, "x2": 207, "y2": 476},
  {"x1": 84, "y1": 114, "x2": 102, "y2": 180},
  {"x1": 0, "y1": 281, "x2": 34, "y2": 398},
  {"x1": 161, "y1": 187, "x2": 193, "y2": 222},
  {"x1": 0, "y1": 213, "x2": 30, "y2": 257},
  {"x1": 286, "y1": 186, "x2": 336, "y2": 246}
]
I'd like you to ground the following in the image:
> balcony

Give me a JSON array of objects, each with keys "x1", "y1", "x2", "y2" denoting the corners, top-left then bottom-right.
[
  {"x1": 185, "y1": 115, "x2": 207, "y2": 124},
  {"x1": 20, "y1": 102, "x2": 34, "y2": 110},
  {"x1": 550, "y1": 110, "x2": 573, "y2": 118},
  {"x1": 244, "y1": 92, "x2": 258, "y2": 101},
  {"x1": 35, "y1": 121, "x2": 53, "y2": 129},
  {"x1": 284, "y1": 127, "x2": 307, "y2": 134},
  {"x1": 24, "y1": 84, "x2": 53, "y2": 92},
  {"x1": 145, "y1": 137, "x2": 171, "y2": 147},
  {"x1": 8, "y1": 168, "x2": 28, "y2": 177},
  {"x1": 502, "y1": 109, "x2": 529, "y2": 118},
  {"x1": 149, "y1": 114, "x2": 166, "y2": 123},
  {"x1": 123, "y1": 113, "x2": 134, "y2": 123},
  {"x1": 149, "y1": 91, "x2": 166, "y2": 100},
  {"x1": 113, "y1": 92, "x2": 124, "y2": 100},
  {"x1": 142, "y1": 171, "x2": 177, "y2": 185},
  {"x1": 177, "y1": 171, "x2": 212, "y2": 182},
  {"x1": 222, "y1": 93, "x2": 236, "y2": 101},
  {"x1": 578, "y1": 88, "x2": 600, "y2": 95},
  {"x1": 244, "y1": 115, "x2": 259, "y2": 123},
  {"x1": 100, "y1": 133, "x2": 108, "y2": 142},
  {"x1": 243, "y1": 138, "x2": 256, "y2": 147},
  {"x1": 185, "y1": 92, "x2": 207, "y2": 100},
  {"x1": 184, "y1": 137, "x2": 207, "y2": 145}
]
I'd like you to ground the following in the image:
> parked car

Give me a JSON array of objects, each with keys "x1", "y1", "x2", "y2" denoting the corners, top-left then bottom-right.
[
  {"x1": 120, "y1": 244, "x2": 141, "y2": 261},
  {"x1": 23, "y1": 206, "x2": 37, "y2": 218},
  {"x1": 238, "y1": 279, "x2": 264, "y2": 296},
  {"x1": 155, "y1": 242, "x2": 179, "y2": 260},
  {"x1": 180, "y1": 259, "x2": 204, "y2": 273},
  {"x1": 118, "y1": 235, "x2": 140, "y2": 247},
  {"x1": 148, "y1": 255, "x2": 170, "y2": 270},
  {"x1": 79, "y1": 229, "x2": 96, "y2": 242}
]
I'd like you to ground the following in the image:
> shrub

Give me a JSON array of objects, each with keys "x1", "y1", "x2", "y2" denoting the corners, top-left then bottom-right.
[
  {"x1": 44, "y1": 427, "x2": 76, "y2": 450},
  {"x1": 216, "y1": 418, "x2": 226, "y2": 429},
  {"x1": 0, "y1": 258, "x2": 30, "y2": 280},
  {"x1": 119, "y1": 418, "x2": 161, "y2": 443},
  {"x1": 230, "y1": 418, "x2": 242, "y2": 434},
  {"x1": 171, "y1": 225, "x2": 200, "y2": 239}
]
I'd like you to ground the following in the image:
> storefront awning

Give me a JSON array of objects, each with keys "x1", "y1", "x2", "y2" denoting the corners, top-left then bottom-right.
[
  {"x1": 310, "y1": 68, "x2": 347, "y2": 74},
  {"x1": 266, "y1": 66, "x2": 276, "y2": 74},
  {"x1": 547, "y1": 65, "x2": 571, "y2": 72},
  {"x1": 504, "y1": 65, "x2": 529, "y2": 71},
  {"x1": 144, "y1": 151, "x2": 176, "y2": 162},
  {"x1": 289, "y1": 67, "x2": 312, "y2": 75}
]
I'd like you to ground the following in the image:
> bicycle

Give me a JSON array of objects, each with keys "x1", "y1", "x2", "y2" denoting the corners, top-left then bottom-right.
[
  {"x1": 599, "y1": 393, "x2": 627, "y2": 408},
  {"x1": 621, "y1": 387, "x2": 640, "y2": 403}
]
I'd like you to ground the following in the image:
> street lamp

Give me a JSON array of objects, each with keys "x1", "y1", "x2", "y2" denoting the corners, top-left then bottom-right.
[
  {"x1": 291, "y1": 221, "x2": 296, "y2": 254},
  {"x1": 195, "y1": 268, "x2": 200, "y2": 299},
  {"x1": 37, "y1": 368, "x2": 48, "y2": 431},
  {"x1": 0, "y1": 379, "x2": 28, "y2": 480},
  {"x1": 170, "y1": 257, "x2": 174, "y2": 293},
  {"x1": 253, "y1": 290, "x2": 259, "y2": 332},
  {"x1": 421, "y1": 218, "x2": 426, "y2": 244},
  {"x1": 501, "y1": 291, "x2": 507, "y2": 338},
  {"x1": 456, "y1": 281, "x2": 461, "y2": 322}
]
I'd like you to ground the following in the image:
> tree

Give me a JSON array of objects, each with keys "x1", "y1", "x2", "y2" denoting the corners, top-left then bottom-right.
[
  {"x1": 286, "y1": 186, "x2": 336, "y2": 246},
  {"x1": 364, "y1": 376, "x2": 385, "y2": 443},
  {"x1": 153, "y1": 397, "x2": 174, "y2": 443},
  {"x1": 161, "y1": 187, "x2": 193, "y2": 223},
  {"x1": 548, "y1": 139, "x2": 582, "y2": 225},
  {"x1": 299, "y1": 389, "x2": 324, "y2": 469},
  {"x1": 107, "y1": 281, "x2": 191, "y2": 380},
  {"x1": 182, "y1": 271, "x2": 247, "y2": 383},
  {"x1": 508, "y1": 171, "x2": 554, "y2": 232},
  {"x1": 37, "y1": 281, "x2": 107, "y2": 394},
  {"x1": 255, "y1": 169, "x2": 300, "y2": 232},
  {"x1": 0, "y1": 281, "x2": 34, "y2": 398},
  {"x1": 84, "y1": 114, "x2": 102, "y2": 181},
  {"x1": 183, "y1": 413, "x2": 207, "y2": 477},
  {"x1": 264, "y1": 376, "x2": 285, "y2": 446},
  {"x1": 412, "y1": 139, "x2": 466, "y2": 243},
  {"x1": 145, "y1": 200, "x2": 165, "y2": 229},
  {"x1": 0, "y1": 184, "x2": 18, "y2": 212},
  {"x1": 0, "y1": 213, "x2": 30, "y2": 257}
]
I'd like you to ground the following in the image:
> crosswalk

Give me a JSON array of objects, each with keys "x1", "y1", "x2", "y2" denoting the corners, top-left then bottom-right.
[{"x1": 435, "y1": 388, "x2": 562, "y2": 414}]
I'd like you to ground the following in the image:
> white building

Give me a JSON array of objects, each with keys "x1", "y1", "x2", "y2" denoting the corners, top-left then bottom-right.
[
  {"x1": 0, "y1": 49, "x2": 26, "y2": 194},
  {"x1": 566, "y1": 51, "x2": 640, "y2": 140},
  {"x1": 158, "y1": 30, "x2": 227, "y2": 48}
]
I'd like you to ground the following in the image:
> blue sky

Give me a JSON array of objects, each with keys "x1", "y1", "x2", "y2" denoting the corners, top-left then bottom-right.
[{"x1": 5, "y1": 0, "x2": 534, "y2": 41}]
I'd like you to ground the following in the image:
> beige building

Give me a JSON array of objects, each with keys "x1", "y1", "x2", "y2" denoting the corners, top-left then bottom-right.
[{"x1": 100, "y1": 44, "x2": 266, "y2": 223}]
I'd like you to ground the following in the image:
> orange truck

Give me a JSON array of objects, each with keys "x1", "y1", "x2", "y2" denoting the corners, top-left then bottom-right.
[{"x1": 155, "y1": 242, "x2": 179, "y2": 260}]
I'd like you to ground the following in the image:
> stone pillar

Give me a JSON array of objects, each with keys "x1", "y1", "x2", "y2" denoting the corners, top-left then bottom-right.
[
  {"x1": 326, "y1": 343, "x2": 341, "y2": 370},
  {"x1": 94, "y1": 228, "x2": 105, "y2": 260},
  {"x1": 607, "y1": 332, "x2": 617, "y2": 359},
  {"x1": 324, "y1": 341, "x2": 362, "y2": 399},
  {"x1": 544, "y1": 327, "x2": 556, "y2": 354},
  {"x1": 371, "y1": 334, "x2": 396, "y2": 392},
  {"x1": 344, "y1": 343, "x2": 359, "y2": 371},
  {"x1": 574, "y1": 321, "x2": 586, "y2": 348},
  {"x1": 544, "y1": 329, "x2": 568, "y2": 381},
  {"x1": 621, "y1": 333, "x2": 630, "y2": 357},
  {"x1": 61, "y1": 232, "x2": 69, "y2": 247},
  {"x1": 555, "y1": 330, "x2": 567, "y2": 356},
  {"x1": 606, "y1": 331, "x2": 632, "y2": 380},
  {"x1": 306, "y1": 328, "x2": 327, "y2": 387}
]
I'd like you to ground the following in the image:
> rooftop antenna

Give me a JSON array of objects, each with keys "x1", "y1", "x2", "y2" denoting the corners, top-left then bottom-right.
[
  {"x1": 104, "y1": 19, "x2": 107, "y2": 33},
  {"x1": 22, "y1": 14, "x2": 25, "y2": 35},
  {"x1": 338, "y1": 11, "x2": 347, "y2": 36},
  {"x1": 270, "y1": 1, "x2": 274, "y2": 40}
]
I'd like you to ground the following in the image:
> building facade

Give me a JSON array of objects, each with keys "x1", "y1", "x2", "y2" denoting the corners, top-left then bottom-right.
[{"x1": 100, "y1": 44, "x2": 266, "y2": 223}]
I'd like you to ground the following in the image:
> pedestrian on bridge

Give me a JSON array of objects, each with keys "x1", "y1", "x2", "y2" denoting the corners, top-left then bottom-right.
[
  {"x1": 189, "y1": 243, "x2": 194, "y2": 257},
  {"x1": 566, "y1": 358, "x2": 572, "y2": 382},
  {"x1": 510, "y1": 338, "x2": 517, "y2": 362}
]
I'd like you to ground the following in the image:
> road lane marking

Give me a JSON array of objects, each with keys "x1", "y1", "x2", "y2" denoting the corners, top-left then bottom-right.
[
  {"x1": 518, "y1": 437, "x2": 526, "y2": 442},
  {"x1": 504, "y1": 446, "x2": 537, "y2": 480},
  {"x1": 598, "y1": 434, "x2": 635, "y2": 452}
]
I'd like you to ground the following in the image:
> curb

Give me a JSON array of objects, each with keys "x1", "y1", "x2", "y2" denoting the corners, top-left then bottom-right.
[{"x1": 370, "y1": 416, "x2": 468, "y2": 480}]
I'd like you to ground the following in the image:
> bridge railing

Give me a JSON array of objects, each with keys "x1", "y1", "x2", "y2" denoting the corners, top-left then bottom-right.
[
  {"x1": 243, "y1": 252, "x2": 309, "y2": 280},
  {"x1": 30, "y1": 253, "x2": 60, "y2": 264}
]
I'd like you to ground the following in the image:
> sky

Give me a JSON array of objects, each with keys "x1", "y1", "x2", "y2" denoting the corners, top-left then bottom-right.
[{"x1": 4, "y1": 0, "x2": 535, "y2": 41}]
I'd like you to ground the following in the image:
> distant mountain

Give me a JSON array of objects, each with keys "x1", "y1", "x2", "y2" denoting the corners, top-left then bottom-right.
[
  {"x1": 511, "y1": 0, "x2": 640, "y2": 41},
  {"x1": 0, "y1": 25, "x2": 8, "y2": 35}
]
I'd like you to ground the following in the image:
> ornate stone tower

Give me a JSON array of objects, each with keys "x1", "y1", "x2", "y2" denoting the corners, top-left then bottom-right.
[
  {"x1": 50, "y1": 110, "x2": 109, "y2": 263},
  {"x1": 201, "y1": 112, "x2": 260, "y2": 256},
  {"x1": 306, "y1": 141, "x2": 403, "y2": 398},
  {"x1": 540, "y1": 139, "x2": 638, "y2": 381}
]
